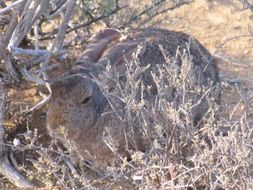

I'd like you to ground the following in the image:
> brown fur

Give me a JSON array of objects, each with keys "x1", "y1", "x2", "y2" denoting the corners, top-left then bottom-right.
[{"x1": 47, "y1": 28, "x2": 219, "y2": 170}]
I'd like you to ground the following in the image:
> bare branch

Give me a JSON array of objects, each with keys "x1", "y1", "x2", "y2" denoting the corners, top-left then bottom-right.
[
  {"x1": 0, "y1": 9, "x2": 18, "y2": 60},
  {"x1": 8, "y1": 0, "x2": 49, "y2": 49},
  {"x1": 68, "y1": 5, "x2": 126, "y2": 33},
  {"x1": 0, "y1": 155, "x2": 34, "y2": 189},
  {"x1": 239, "y1": 0, "x2": 253, "y2": 12},
  {"x1": 136, "y1": 0, "x2": 192, "y2": 28},
  {"x1": 121, "y1": 0, "x2": 191, "y2": 29},
  {"x1": 0, "y1": 0, "x2": 26, "y2": 15},
  {"x1": 12, "y1": 47, "x2": 50, "y2": 56},
  {"x1": 40, "y1": 4, "x2": 127, "y2": 40},
  {"x1": 51, "y1": 0, "x2": 76, "y2": 54},
  {"x1": 0, "y1": 81, "x2": 5, "y2": 157},
  {"x1": 45, "y1": 0, "x2": 69, "y2": 20}
]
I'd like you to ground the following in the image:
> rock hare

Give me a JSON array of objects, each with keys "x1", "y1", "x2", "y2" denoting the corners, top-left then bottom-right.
[{"x1": 47, "y1": 28, "x2": 219, "y2": 170}]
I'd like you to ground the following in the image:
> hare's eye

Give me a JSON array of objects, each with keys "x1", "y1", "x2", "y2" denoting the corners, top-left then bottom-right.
[{"x1": 81, "y1": 96, "x2": 91, "y2": 105}]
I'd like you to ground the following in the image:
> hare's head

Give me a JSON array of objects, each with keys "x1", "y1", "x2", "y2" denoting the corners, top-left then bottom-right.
[
  {"x1": 46, "y1": 29, "x2": 141, "y2": 162},
  {"x1": 47, "y1": 29, "x2": 116, "y2": 136},
  {"x1": 47, "y1": 72, "x2": 104, "y2": 139}
]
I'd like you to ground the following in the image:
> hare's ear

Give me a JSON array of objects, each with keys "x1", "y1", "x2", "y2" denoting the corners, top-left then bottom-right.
[
  {"x1": 98, "y1": 41, "x2": 141, "y2": 74},
  {"x1": 77, "y1": 29, "x2": 122, "y2": 64}
]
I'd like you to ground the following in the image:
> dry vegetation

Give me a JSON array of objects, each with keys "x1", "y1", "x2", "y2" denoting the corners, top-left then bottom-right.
[{"x1": 0, "y1": 0, "x2": 252, "y2": 189}]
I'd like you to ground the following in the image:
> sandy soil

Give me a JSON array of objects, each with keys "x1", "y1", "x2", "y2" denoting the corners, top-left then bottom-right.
[{"x1": 163, "y1": 0, "x2": 253, "y2": 85}]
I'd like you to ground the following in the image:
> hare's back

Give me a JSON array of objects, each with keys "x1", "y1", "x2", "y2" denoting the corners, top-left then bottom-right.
[{"x1": 128, "y1": 28, "x2": 219, "y2": 84}]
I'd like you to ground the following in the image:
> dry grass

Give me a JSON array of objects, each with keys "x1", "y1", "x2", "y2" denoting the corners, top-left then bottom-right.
[{"x1": 2, "y1": 46, "x2": 253, "y2": 190}]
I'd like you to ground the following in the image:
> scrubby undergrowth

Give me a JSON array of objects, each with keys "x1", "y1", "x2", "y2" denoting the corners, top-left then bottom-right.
[{"x1": 2, "y1": 49, "x2": 253, "y2": 190}]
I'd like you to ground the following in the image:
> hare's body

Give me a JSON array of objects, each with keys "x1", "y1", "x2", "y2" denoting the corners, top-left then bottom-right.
[{"x1": 47, "y1": 28, "x2": 219, "y2": 169}]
